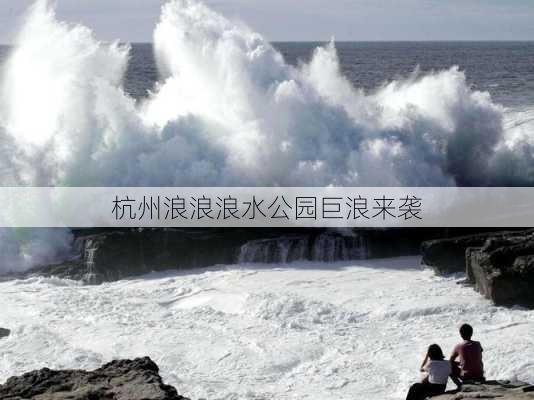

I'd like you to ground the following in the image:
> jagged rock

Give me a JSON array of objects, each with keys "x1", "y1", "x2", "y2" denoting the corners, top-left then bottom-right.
[
  {"x1": 0, "y1": 327, "x2": 10, "y2": 339},
  {"x1": 0, "y1": 357, "x2": 190, "y2": 400},
  {"x1": 421, "y1": 230, "x2": 533, "y2": 274},
  {"x1": 466, "y1": 234, "x2": 534, "y2": 307},
  {"x1": 434, "y1": 380, "x2": 534, "y2": 399}
]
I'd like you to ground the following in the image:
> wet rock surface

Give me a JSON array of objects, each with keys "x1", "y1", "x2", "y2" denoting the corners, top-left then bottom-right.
[
  {"x1": 0, "y1": 357, "x2": 190, "y2": 400},
  {"x1": 435, "y1": 380, "x2": 534, "y2": 399}
]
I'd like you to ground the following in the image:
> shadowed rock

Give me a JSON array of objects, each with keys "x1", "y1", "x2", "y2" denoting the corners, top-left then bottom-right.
[
  {"x1": 0, "y1": 357, "x2": 189, "y2": 400},
  {"x1": 26, "y1": 228, "x2": 443, "y2": 284},
  {"x1": 421, "y1": 230, "x2": 533, "y2": 274},
  {"x1": 421, "y1": 229, "x2": 534, "y2": 307},
  {"x1": 0, "y1": 327, "x2": 10, "y2": 339},
  {"x1": 29, "y1": 228, "x2": 291, "y2": 284},
  {"x1": 467, "y1": 234, "x2": 534, "y2": 307}
]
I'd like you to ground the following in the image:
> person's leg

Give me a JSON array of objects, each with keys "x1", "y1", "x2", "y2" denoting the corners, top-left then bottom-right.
[
  {"x1": 427, "y1": 383, "x2": 447, "y2": 397},
  {"x1": 450, "y1": 361, "x2": 463, "y2": 388},
  {"x1": 406, "y1": 383, "x2": 424, "y2": 400}
]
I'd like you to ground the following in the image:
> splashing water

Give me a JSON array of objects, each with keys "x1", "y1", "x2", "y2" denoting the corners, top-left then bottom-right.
[
  {"x1": 0, "y1": 0, "x2": 533, "y2": 272},
  {"x1": 0, "y1": 0, "x2": 525, "y2": 188},
  {"x1": 1, "y1": 259, "x2": 534, "y2": 399}
]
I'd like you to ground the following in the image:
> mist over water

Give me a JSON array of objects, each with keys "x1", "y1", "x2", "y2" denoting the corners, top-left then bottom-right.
[{"x1": 0, "y1": 0, "x2": 534, "y2": 272}]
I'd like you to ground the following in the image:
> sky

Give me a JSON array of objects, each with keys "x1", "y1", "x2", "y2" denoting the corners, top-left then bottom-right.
[{"x1": 1, "y1": 0, "x2": 534, "y2": 44}]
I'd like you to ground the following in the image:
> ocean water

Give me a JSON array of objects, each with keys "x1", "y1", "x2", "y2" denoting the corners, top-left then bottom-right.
[
  {"x1": 1, "y1": 257, "x2": 533, "y2": 400},
  {"x1": 121, "y1": 41, "x2": 534, "y2": 156},
  {"x1": 1, "y1": 2, "x2": 534, "y2": 399},
  {"x1": 123, "y1": 41, "x2": 534, "y2": 108},
  {"x1": 1, "y1": 0, "x2": 534, "y2": 191},
  {"x1": 3, "y1": 0, "x2": 534, "y2": 273},
  {"x1": 6, "y1": 40, "x2": 531, "y2": 108},
  {"x1": 125, "y1": 41, "x2": 534, "y2": 158}
]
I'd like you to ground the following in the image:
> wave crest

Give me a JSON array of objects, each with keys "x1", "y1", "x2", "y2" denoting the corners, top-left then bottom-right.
[{"x1": 0, "y1": 0, "x2": 532, "y2": 271}]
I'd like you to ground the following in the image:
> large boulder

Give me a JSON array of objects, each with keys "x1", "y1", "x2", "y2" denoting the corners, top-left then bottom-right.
[
  {"x1": 466, "y1": 234, "x2": 534, "y2": 307},
  {"x1": 0, "y1": 357, "x2": 189, "y2": 400},
  {"x1": 434, "y1": 380, "x2": 534, "y2": 399},
  {"x1": 421, "y1": 230, "x2": 533, "y2": 274}
]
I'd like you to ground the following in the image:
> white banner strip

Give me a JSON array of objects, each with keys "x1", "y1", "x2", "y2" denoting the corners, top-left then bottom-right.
[{"x1": 0, "y1": 187, "x2": 533, "y2": 228}]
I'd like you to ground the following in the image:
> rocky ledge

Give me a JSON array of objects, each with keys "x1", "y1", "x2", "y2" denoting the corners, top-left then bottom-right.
[
  {"x1": 422, "y1": 229, "x2": 534, "y2": 307},
  {"x1": 421, "y1": 229, "x2": 533, "y2": 274},
  {"x1": 0, "y1": 357, "x2": 189, "y2": 400},
  {"x1": 466, "y1": 233, "x2": 534, "y2": 307},
  {"x1": 435, "y1": 380, "x2": 534, "y2": 399},
  {"x1": 22, "y1": 228, "x2": 440, "y2": 284}
]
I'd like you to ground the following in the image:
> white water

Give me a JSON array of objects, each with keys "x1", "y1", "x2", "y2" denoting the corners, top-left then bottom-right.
[{"x1": 1, "y1": 257, "x2": 533, "y2": 399}]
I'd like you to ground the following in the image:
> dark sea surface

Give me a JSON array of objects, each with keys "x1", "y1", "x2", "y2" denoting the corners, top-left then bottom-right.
[
  {"x1": 275, "y1": 42, "x2": 534, "y2": 110},
  {"x1": 124, "y1": 42, "x2": 534, "y2": 110},
  {"x1": 1, "y1": 42, "x2": 533, "y2": 109}
]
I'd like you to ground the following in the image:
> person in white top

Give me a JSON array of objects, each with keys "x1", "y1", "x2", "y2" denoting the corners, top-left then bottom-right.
[{"x1": 406, "y1": 344, "x2": 451, "y2": 400}]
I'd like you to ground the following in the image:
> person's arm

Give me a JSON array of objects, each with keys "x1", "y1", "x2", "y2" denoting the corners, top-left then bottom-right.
[
  {"x1": 450, "y1": 344, "x2": 459, "y2": 362},
  {"x1": 420, "y1": 353, "x2": 429, "y2": 372}
]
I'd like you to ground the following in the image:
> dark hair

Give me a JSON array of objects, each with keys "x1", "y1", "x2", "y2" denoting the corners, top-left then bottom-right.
[
  {"x1": 459, "y1": 323, "x2": 473, "y2": 340},
  {"x1": 427, "y1": 344, "x2": 445, "y2": 360}
]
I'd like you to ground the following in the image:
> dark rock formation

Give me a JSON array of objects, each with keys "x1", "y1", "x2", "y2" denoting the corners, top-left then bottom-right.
[
  {"x1": 24, "y1": 228, "x2": 446, "y2": 284},
  {"x1": 0, "y1": 327, "x2": 10, "y2": 339},
  {"x1": 421, "y1": 229, "x2": 532, "y2": 274},
  {"x1": 434, "y1": 380, "x2": 534, "y2": 399},
  {"x1": 30, "y1": 228, "x2": 292, "y2": 284},
  {"x1": 466, "y1": 233, "x2": 534, "y2": 307},
  {"x1": 0, "y1": 357, "x2": 189, "y2": 400},
  {"x1": 237, "y1": 232, "x2": 367, "y2": 263},
  {"x1": 421, "y1": 229, "x2": 534, "y2": 307}
]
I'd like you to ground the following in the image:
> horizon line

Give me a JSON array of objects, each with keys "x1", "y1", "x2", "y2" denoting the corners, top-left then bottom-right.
[{"x1": 1, "y1": 39, "x2": 534, "y2": 46}]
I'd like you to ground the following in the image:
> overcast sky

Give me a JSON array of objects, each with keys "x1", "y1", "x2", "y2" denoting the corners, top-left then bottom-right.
[{"x1": 1, "y1": 0, "x2": 534, "y2": 44}]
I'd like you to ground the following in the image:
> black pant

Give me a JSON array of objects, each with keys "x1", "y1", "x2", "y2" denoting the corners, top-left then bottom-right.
[{"x1": 406, "y1": 382, "x2": 446, "y2": 400}]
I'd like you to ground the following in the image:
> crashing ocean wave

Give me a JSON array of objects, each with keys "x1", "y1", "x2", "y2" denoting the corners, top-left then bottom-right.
[
  {"x1": 2, "y1": 0, "x2": 532, "y2": 188},
  {"x1": 0, "y1": 0, "x2": 534, "y2": 272}
]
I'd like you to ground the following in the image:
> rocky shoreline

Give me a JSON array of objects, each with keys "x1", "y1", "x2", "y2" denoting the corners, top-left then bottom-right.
[
  {"x1": 12, "y1": 228, "x2": 444, "y2": 284},
  {"x1": 421, "y1": 229, "x2": 534, "y2": 307},
  {"x1": 3, "y1": 227, "x2": 534, "y2": 307},
  {"x1": 2, "y1": 229, "x2": 534, "y2": 398},
  {"x1": 0, "y1": 357, "x2": 189, "y2": 400},
  {"x1": 1, "y1": 358, "x2": 533, "y2": 400}
]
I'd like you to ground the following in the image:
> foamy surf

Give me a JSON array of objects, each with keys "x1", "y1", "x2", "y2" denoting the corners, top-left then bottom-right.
[{"x1": 1, "y1": 257, "x2": 533, "y2": 399}]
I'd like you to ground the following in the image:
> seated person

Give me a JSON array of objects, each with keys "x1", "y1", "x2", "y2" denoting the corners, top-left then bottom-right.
[
  {"x1": 450, "y1": 323, "x2": 484, "y2": 384},
  {"x1": 406, "y1": 344, "x2": 451, "y2": 400}
]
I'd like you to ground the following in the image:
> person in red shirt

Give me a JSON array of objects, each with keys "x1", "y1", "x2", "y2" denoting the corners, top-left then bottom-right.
[{"x1": 450, "y1": 323, "x2": 484, "y2": 387}]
